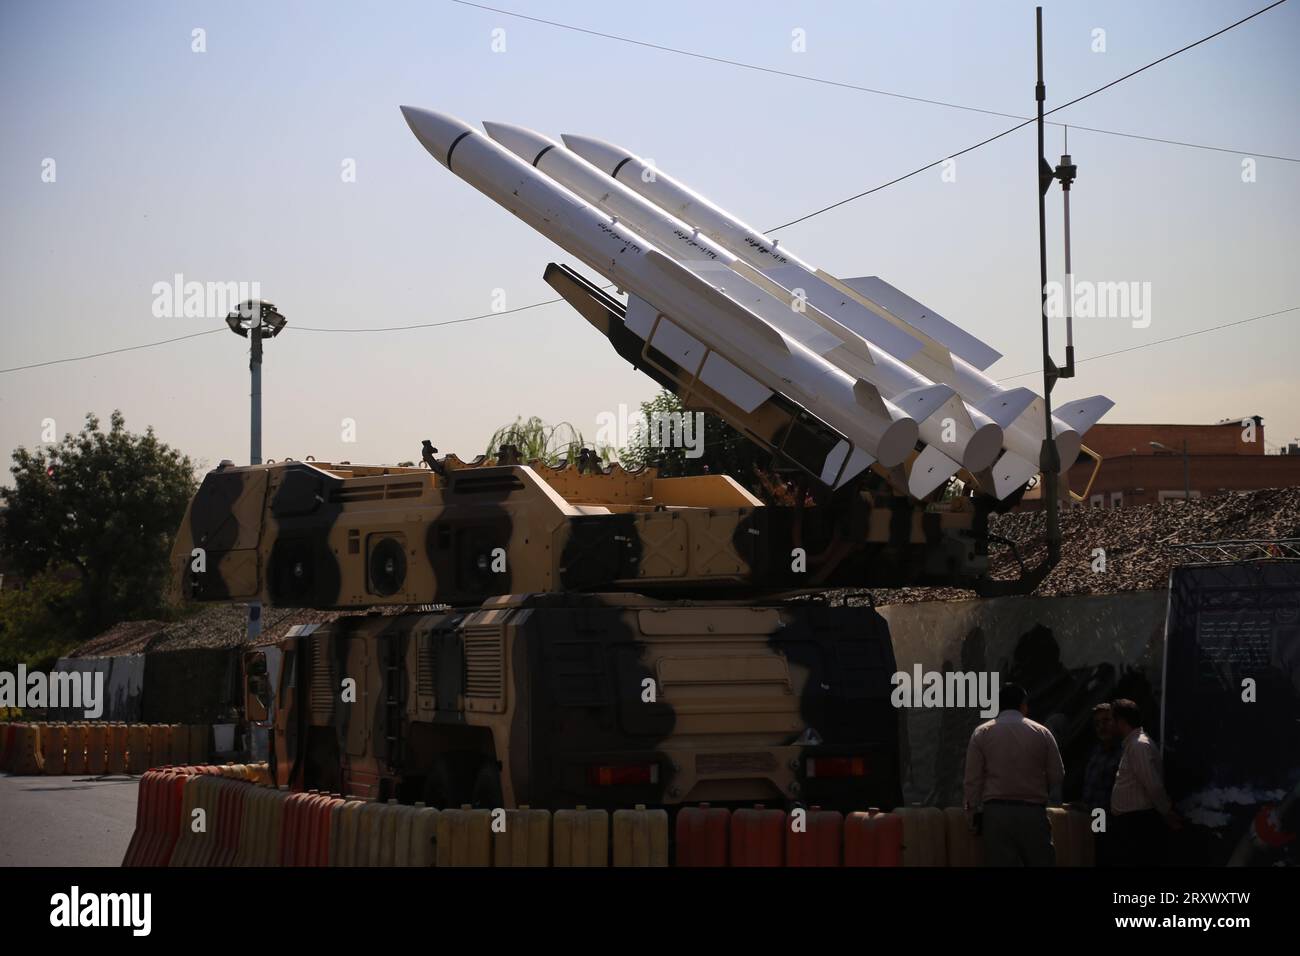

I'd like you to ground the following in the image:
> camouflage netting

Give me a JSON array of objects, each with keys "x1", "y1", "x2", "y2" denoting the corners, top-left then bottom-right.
[
  {"x1": 71, "y1": 604, "x2": 441, "y2": 657},
  {"x1": 69, "y1": 489, "x2": 1300, "y2": 642},
  {"x1": 856, "y1": 486, "x2": 1300, "y2": 606}
]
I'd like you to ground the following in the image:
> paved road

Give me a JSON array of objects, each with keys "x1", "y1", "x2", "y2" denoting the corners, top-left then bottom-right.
[{"x1": 0, "y1": 772, "x2": 139, "y2": 867}]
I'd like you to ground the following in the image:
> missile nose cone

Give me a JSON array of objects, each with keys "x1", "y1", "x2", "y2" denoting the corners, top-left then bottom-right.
[
  {"x1": 561, "y1": 134, "x2": 633, "y2": 176},
  {"x1": 483, "y1": 121, "x2": 558, "y2": 165},
  {"x1": 400, "y1": 106, "x2": 476, "y2": 167}
]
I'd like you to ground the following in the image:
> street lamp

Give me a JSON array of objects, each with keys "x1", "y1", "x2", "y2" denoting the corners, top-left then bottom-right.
[
  {"x1": 225, "y1": 300, "x2": 287, "y2": 466},
  {"x1": 1149, "y1": 439, "x2": 1190, "y2": 503},
  {"x1": 226, "y1": 300, "x2": 287, "y2": 647}
]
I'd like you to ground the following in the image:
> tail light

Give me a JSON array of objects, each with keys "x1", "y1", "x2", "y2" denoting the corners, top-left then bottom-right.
[
  {"x1": 586, "y1": 763, "x2": 660, "y2": 786},
  {"x1": 806, "y1": 756, "x2": 867, "y2": 779}
]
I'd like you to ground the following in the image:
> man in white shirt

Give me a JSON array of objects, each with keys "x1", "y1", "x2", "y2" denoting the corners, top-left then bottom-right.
[
  {"x1": 963, "y1": 683, "x2": 1065, "y2": 866},
  {"x1": 1109, "y1": 698, "x2": 1182, "y2": 865}
]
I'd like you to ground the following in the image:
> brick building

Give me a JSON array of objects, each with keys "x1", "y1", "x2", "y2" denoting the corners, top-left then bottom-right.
[{"x1": 1019, "y1": 416, "x2": 1300, "y2": 509}]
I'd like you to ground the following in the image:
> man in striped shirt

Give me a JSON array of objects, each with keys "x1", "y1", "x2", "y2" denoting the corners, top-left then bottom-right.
[{"x1": 1109, "y1": 699, "x2": 1183, "y2": 865}]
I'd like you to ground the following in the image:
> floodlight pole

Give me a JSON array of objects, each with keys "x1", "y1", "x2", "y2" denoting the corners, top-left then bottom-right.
[
  {"x1": 247, "y1": 316, "x2": 263, "y2": 643},
  {"x1": 250, "y1": 316, "x2": 263, "y2": 467}
]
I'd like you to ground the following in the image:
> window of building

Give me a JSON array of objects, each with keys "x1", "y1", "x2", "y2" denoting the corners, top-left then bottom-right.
[{"x1": 1110, "y1": 492, "x2": 1123, "y2": 508}]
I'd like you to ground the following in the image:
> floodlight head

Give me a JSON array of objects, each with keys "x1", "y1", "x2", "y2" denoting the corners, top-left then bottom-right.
[{"x1": 225, "y1": 300, "x2": 287, "y2": 338}]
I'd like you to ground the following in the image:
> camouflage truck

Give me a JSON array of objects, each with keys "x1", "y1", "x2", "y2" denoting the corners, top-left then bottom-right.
[
  {"x1": 171, "y1": 450, "x2": 1026, "y2": 811},
  {"x1": 167, "y1": 257, "x2": 1057, "y2": 811}
]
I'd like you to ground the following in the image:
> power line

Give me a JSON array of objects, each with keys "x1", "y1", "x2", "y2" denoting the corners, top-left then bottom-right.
[
  {"x1": 768, "y1": 0, "x2": 1292, "y2": 230},
  {"x1": 450, "y1": 0, "x2": 1297, "y2": 165},
  {"x1": 292, "y1": 296, "x2": 570, "y2": 332},
  {"x1": 1000, "y1": 306, "x2": 1299, "y2": 380},
  {"x1": 1, "y1": 2, "x2": 1289, "y2": 370},
  {"x1": 0, "y1": 328, "x2": 225, "y2": 374}
]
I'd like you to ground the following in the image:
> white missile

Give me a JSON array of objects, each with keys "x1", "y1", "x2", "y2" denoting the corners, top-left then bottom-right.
[
  {"x1": 400, "y1": 107, "x2": 919, "y2": 486},
  {"x1": 482, "y1": 121, "x2": 1004, "y2": 496},
  {"x1": 561, "y1": 134, "x2": 1114, "y2": 492}
]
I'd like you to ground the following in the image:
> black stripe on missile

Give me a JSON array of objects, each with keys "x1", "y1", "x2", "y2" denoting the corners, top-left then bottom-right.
[
  {"x1": 444, "y1": 131, "x2": 472, "y2": 172},
  {"x1": 610, "y1": 157, "x2": 633, "y2": 179},
  {"x1": 532, "y1": 144, "x2": 554, "y2": 167}
]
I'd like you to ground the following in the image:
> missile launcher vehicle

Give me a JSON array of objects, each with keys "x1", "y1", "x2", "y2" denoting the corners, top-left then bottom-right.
[
  {"x1": 164, "y1": 107, "x2": 1110, "y2": 811},
  {"x1": 172, "y1": 447, "x2": 1030, "y2": 811}
]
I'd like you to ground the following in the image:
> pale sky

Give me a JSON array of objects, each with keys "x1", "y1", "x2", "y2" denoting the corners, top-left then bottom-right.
[{"x1": 2, "y1": 0, "x2": 1298, "y2": 476}]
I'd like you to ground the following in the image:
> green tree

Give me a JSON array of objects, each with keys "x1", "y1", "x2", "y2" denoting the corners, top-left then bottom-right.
[
  {"x1": 618, "y1": 391, "x2": 767, "y2": 486},
  {"x1": 2, "y1": 411, "x2": 197, "y2": 645},
  {"x1": 0, "y1": 572, "x2": 81, "y2": 671}
]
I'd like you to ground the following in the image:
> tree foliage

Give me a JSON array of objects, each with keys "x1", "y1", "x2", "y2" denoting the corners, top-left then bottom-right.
[
  {"x1": 0, "y1": 572, "x2": 81, "y2": 671},
  {"x1": 617, "y1": 391, "x2": 767, "y2": 486},
  {"x1": 1, "y1": 411, "x2": 197, "y2": 651}
]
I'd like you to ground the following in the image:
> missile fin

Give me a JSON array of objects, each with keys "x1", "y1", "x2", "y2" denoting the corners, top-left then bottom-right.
[
  {"x1": 698, "y1": 352, "x2": 772, "y2": 413},
  {"x1": 852, "y1": 379, "x2": 891, "y2": 420},
  {"x1": 1054, "y1": 395, "x2": 1115, "y2": 435},
  {"x1": 938, "y1": 393, "x2": 974, "y2": 431},
  {"x1": 644, "y1": 250, "x2": 789, "y2": 354},
  {"x1": 786, "y1": 266, "x2": 926, "y2": 361},
  {"x1": 891, "y1": 383, "x2": 956, "y2": 424},
  {"x1": 833, "y1": 446, "x2": 877, "y2": 488},
  {"x1": 977, "y1": 387, "x2": 1039, "y2": 429},
  {"x1": 907, "y1": 444, "x2": 961, "y2": 498},
  {"x1": 625, "y1": 294, "x2": 658, "y2": 338},
  {"x1": 988, "y1": 450, "x2": 1040, "y2": 499},
  {"x1": 839, "y1": 276, "x2": 1003, "y2": 371}
]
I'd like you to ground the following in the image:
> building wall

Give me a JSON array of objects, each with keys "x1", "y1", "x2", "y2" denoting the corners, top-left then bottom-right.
[
  {"x1": 880, "y1": 590, "x2": 1168, "y2": 807},
  {"x1": 1018, "y1": 418, "x2": 1299, "y2": 509},
  {"x1": 1081, "y1": 421, "x2": 1263, "y2": 459},
  {"x1": 1065, "y1": 453, "x2": 1300, "y2": 509}
]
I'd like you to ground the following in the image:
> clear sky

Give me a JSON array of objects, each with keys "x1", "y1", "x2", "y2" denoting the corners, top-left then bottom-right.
[{"x1": 1, "y1": 0, "x2": 1297, "y2": 475}]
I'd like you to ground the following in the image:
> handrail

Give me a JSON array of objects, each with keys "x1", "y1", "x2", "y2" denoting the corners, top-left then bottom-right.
[{"x1": 1066, "y1": 444, "x2": 1103, "y2": 503}]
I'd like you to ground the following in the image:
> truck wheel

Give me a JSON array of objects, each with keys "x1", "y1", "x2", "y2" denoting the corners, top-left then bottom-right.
[{"x1": 471, "y1": 761, "x2": 503, "y2": 810}]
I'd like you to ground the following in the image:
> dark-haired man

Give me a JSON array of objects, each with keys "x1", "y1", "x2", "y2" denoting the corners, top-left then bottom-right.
[
  {"x1": 963, "y1": 683, "x2": 1065, "y2": 866},
  {"x1": 1081, "y1": 702, "x2": 1123, "y2": 864},
  {"x1": 1109, "y1": 698, "x2": 1181, "y2": 865}
]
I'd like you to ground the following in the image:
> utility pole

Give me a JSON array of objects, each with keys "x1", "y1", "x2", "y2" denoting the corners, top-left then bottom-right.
[{"x1": 1035, "y1": 7, "x2": 1062, "y2": 566}]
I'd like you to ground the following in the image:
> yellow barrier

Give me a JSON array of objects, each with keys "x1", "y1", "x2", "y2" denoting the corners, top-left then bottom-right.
[
  {"x1": 66, "y1": 724, "x2": 89, "y2": 774},
  {"x1": 85, "y1": 723, "x2": 108, "y2": 774},
  {"x1": 40, "y1": 723, "x2": 69, "y2": 775},
  {"x1": 553, "y1": 807, "x2": 609, "y2": 867},
  {"x1": 612, "y1": 805, "x2": 669, "y2": 867},
  {"x1": 436, "y1": 806, "x2": 492, "y2": 867},
  {"x1": 106, "y1": 723, "x2": 128, "y2": 774},
  {"x1": 493, "y1": 806, "x2": 550, "y2": 867}
]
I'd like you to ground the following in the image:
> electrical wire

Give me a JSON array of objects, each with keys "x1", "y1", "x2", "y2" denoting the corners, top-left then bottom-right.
[
  {"x1": 1, "y1": 1, "x2": 1290, "y2": 369},
  {"x1": 450, "y1": 0, "x2": 1298, "y2": 166},
  {"x1": 999, "y1": 306, "x2": 1299, "y2": 380}
]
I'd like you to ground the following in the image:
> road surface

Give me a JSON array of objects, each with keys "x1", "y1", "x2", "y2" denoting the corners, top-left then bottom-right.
[{"x1": 0, "y1": 772, "x2": 138, "y2": 867}]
